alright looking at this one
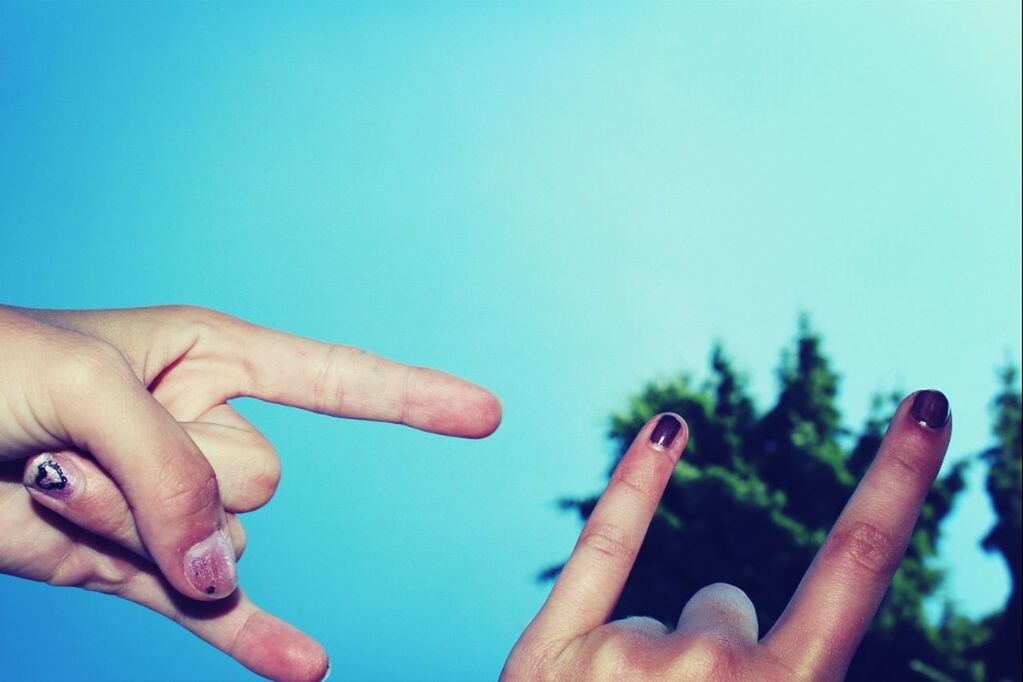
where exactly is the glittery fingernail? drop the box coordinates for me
[24,453,80,502]
[184,528,237,597]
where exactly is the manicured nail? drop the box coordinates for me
[23,453,79,502]
[910,390,950,429]
[184,528,237,597]
[649,414,683,448]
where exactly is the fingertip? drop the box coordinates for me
[410,370,503,439]
[905,389,951,432]
[647,412,688,454]
[465,386,503,439]
[232,611,330,682]
[888,391,953,456]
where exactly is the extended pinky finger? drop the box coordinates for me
[527,414,688,641]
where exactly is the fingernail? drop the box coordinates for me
[184,528,237,597]
[320,661,332,682]
[910,390,950,429]
[24,453,79,502]
[649,414,683,449]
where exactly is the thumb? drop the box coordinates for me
[54,346,238,601]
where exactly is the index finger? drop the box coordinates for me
[222,318,503,439]
[527,413,688,641]
[17,306,502,439]
[762,390,952,679]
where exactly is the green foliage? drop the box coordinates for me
[548,322,1020,681]
[978,366,1022,682]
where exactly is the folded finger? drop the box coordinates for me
[763,390,951,678]
[184,404,282,513]
[56,355,239,601]
[527,414,688,641]
[674,583,758,646]
[22,450,247,560]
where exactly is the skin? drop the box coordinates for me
[503,394,951,681]
[0,304,501,682]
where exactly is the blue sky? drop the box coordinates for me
[1,3,1020,680]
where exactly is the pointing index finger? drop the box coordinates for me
[224,320,502,438]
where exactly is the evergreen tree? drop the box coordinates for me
[978,366,1022,682]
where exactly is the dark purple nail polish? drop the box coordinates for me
[650,414,683,448]
[910,390,950,429]
[24,454,77,502]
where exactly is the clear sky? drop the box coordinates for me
[1,3,1020,680]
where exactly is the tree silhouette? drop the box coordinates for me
[546,321,1020,681]
[977,366,1022,682]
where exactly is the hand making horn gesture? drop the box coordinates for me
[503,391,951,681]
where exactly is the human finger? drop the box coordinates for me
[54,347,239,601]
[21,450,247,560]
[15,515,327,682]
[527,413,688,641]
[674,583,758,646]
[14,305,503,438]
[183,404,282,513]
[216,317,503,438]
[762,390,951,679]
[121,577,329,682]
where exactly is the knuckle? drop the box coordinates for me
[613,460,659,499]
[250,453,282,502]
[48,544,136,594]
[50,339,130,396]
[77,491,135,538]
[590,636,634,678]
[312,344,347,414]
[824,520,901,578]
[502,641,563,682]
[155,465,221,523]
[883,434,939,480]
[673,632,737,680]
[156,305,234,349]
[616,615,671,637]
[756,646,811,682]
[588,627,672,679]
[157,304,223,327]
[231,455,281,512]
[578,522,634,562]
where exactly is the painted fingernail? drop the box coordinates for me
[649,414,683,449]
[24,453,80,502]
[184,528,237,597]
[910,390,950,429]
